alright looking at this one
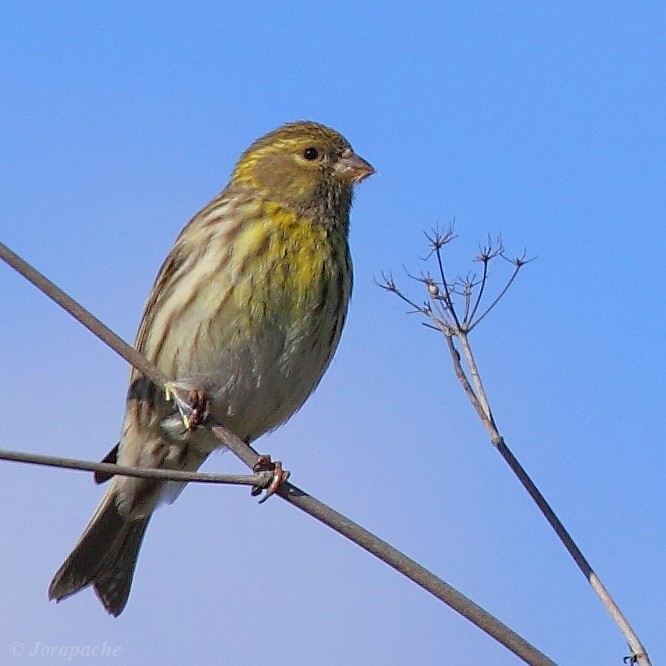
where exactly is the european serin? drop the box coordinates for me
[48,121,374,616]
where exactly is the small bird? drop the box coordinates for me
[48,121,374,616]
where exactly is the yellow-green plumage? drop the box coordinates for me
[48,121,373,616]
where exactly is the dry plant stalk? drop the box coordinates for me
[377,224,650,666]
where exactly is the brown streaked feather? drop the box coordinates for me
[94,443,119,484]
[48,493,150,617]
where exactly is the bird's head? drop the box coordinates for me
[231,121,374,223]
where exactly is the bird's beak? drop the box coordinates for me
[338,150,375,183]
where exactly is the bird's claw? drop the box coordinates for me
[165,383,210,432]
[251,455,290,503]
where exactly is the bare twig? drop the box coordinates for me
[469,254,489,323]
[380,230,651,666]
[0,240,556,666]
[457,332,494,423]
[469,257,525,331]
[429,230,461,329]
[461,274,474,323]
[375,273,428,315]
[455,333,650,666]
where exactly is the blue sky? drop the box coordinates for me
[1,2,665,664]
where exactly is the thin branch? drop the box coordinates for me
[454,333,650,666]
[0,242,167,389]
[469,255,489,323]
[433,237,462,329]
[441,333,486,424]
[0,241,556,666]
[423,228,460,324]
[461,275,473,324]
[468,260,523,331]
[422,224,457,260]
[458,332,494,423]
[375,272,427,314]
[0,448,269,487]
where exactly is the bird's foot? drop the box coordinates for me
[164,382,211,432]
[251,454,290,504]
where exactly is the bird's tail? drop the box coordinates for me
[48,492,150,617]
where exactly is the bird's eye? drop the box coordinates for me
[303,147,319,161]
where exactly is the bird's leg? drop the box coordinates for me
[185,388,210,430]
[164,382,211,432]
[251,454,291,503]
[164,382,289,502]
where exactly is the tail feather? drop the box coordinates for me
[48,493,150,617]
[94,442,119,484]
